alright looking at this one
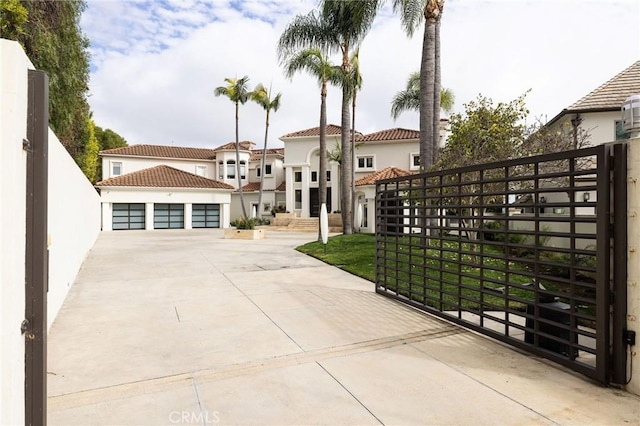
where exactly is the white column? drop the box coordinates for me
[184,203,192,229]
[145,203,154,230]
[331,162,340,213]
[301,165,310,217]
[101,202,112,231]
[626,137,640,396]
[221,203,231,228]
[285,166,293,213]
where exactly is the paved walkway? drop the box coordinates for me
[48,230,640,425]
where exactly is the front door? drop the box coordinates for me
[309,188,331,217]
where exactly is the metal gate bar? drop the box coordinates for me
[375,144,627,384]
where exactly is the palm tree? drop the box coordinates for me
[282,48,341,240]
[391,71,454,164]
[393,0,446,172]
[251,83,282,221]
[349,49,363,230]
[278,0,381,234]
[214,76,251,218]
[391,72,454,118]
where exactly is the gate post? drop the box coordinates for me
[626,136,640,395]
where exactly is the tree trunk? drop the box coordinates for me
[432,17,442,165]
[351,91,357,232]
[341,47,353,234]
[341,83,353,234]
[318,80,328,241]
[235,101,248,218]
[257,110,269,221]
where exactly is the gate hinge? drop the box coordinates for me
[22,138,31,151]
[20,319,30,334]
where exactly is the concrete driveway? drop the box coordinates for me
[48,230,640,425]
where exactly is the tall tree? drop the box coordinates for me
[95,126,128,181]
[393,0,445,172]
[215,76,251,218]
[6,0,92,160]
[250,83,282,220]
[279,0,380,233]
[80,119,100,183]
[281,48,341,239]
[349,49,363,229]
[391,71,454,163]
[391,72,454,118]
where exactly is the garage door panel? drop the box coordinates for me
[112,204,145,230]
[192,204,220,228]
[154,203,184,229]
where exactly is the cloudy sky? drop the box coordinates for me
[81,0,640,149]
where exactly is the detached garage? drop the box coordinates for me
[97,165,234,231]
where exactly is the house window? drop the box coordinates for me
[311,171,318,182]
[112,162,122,176]
[295,190,302,209]
[615,120,630,141]
[356,156,374,170]
[218,162,224,179]
[294,171,302,182]
[196,165,206,177]
[265,164,272,175]
[240,161,246,179]
[410,153,420,170]
[326,171,331,182]
[361,203,368,228]
[227,160,236,179]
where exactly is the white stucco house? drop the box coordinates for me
[540,59,640,211]
[546,59,640,145]
[279,125,424,227]
[96,143,286,230]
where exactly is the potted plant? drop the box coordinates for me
[224,216,266,240]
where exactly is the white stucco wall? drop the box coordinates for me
[354,140,420,178]
[2,40,103,423]
[47,131,101,328]
[102,155,216,180]
[0,39,30,426]
[549,111,625,147]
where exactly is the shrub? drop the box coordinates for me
[270,205,287,216]
[234,216,259,230]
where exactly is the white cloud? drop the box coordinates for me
[82,0,640,149]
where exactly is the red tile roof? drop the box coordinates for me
[355,167,412,186]
[100,144,217,160]
[276,182,286,191]
[568,60,640,111]
[95,165,234,189]
[250,148,284,160]
[359,128,420,142]
[240,182,262,192]
[281,124,346,138]
[214,141,255,151]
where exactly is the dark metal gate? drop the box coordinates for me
[24,69,49,425]
[375,144,627,384]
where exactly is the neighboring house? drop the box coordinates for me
[546,59,640,146]
[97,143,286,230]
[542,59,640,211]
[280,125,424,220]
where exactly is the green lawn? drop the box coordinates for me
[296,233,596,324]
[296,233,377,281]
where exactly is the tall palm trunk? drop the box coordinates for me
[340,48,353,234]
[318,79,328,240]
[235,101,248,217]
[419,17,435,172]
[351,90,357,231]
[432,17,441,165]
[257,110,270,220]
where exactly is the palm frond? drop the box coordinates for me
[392,0,425,37]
